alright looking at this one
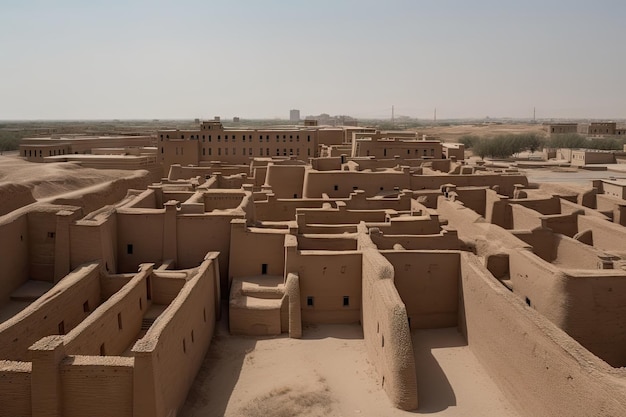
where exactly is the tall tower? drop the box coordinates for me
[289,109,300,123]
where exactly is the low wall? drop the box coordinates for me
[358,227,417,410]
[578,214,626,253]
[0,214,30,303]
[59,356,134,417]
[132,254,219,417]
[382,250,460,329]
[410,173,528,197]
[460,252,626,417]
[370,230,459,251]
[0,262,101,361]
[510,204,543,230]
[0,360,31,417]
[0,183,35,217]
[303,170,411,198]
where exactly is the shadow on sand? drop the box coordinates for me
[413,328,466,414]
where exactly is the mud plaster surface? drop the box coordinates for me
[182,323,519,417]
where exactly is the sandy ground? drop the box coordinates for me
[182,321,520,417]
[417,123,545,142]
[0,155,133,199]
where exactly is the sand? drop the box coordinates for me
[0,155,134,199]
[417,123,545,142]
[182,321,520,417]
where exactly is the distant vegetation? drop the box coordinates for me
[460,132,626,159]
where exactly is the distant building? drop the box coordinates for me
[544,123,578,137]
[289,109,300,123]
[579,122,617,137]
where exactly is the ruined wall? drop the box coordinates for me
[460,252,626,417]
[285,238,362,324]
[367,215,441,235]
[229,220,287,278]
[370,230,459,251]
[254,197,324,221]
[410,174,528,197]
[303,171,411,198]
[484,189,511,228]
[27,210,58,282]
[132,255,218,417]
[454,187,487,215]
[60,356,133,417]
[382,250,459,329]
[298,207,388,224]
[358,229,417,410]
[0,183,35,217]
[0,214,29,303]
[296,235,357,251]
[510,250,626,367]
[70,211,118,273]
[177,214,240,293]
[0,263,101,361]
[63,265,151,356]
[510,204,543,230]
[578,215,626,252]
[264,164,306,198]
[0,361,31,417]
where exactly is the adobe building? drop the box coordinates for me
[6,121,626,416]
[544,122,578,136]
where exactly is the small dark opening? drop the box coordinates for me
[334,185,338,191]
[261,263,268,275]
[203,308,207,323]
[525,297,531,307]
[83,301,90,313]
[183,338,187,353]
[127,244,133,255]
[48,232,55,239]
[58,321,65,335]
[293,194,298,198]
[191,330,195,343]
[100,343,106,356]
[343,296,349,307]
[139,298,143,310]
[117,313,123,330]
[307,296,314,307]
[146,276,152,300]
[382,335,385,347]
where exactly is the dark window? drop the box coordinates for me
[48,232,55,239]
[100,343,106,356]
[117,313,123,330]
[58,321,65,335]
[334,185,338,191]
[307,296,314,306]
[127,244,133,255]
[183,338,187,353]
[343,296,350,306]
[525,297,531,307]
[139,298,143,310]
[262,263,268,275]
[83,301,90,312]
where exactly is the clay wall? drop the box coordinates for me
[484,189,511,227]
[296,235,358,251]
[0,263,101,361]
[60,357,134,417]
[0,183,35,217]
[510,204,543,230]
[132,255,218,417]
[509,249,626,366]
[177,214,240,292]
[578,215,626,252]
[229,220,287,278]
[410,174,528,197]
[254,196,325,221]
[460,252,626,417]
[70,210,118,273]
[63,265,152,356]
[367,215,441,235]
[510,229,555,262]
[310,157,342,171]
[382,250,459,329]
[116,210,165,272]
[285,237,362,324]
[0,214,29,303]
[510,195,561,215]
[167,164,248,181]
[125,189,157,209]
[303,171,411,198]
[370,229,459,250]
[358,228,417,410]
[27,210,59,282]
[297,207,388,225]
[0,361,31,417]
[264,164,306,198]
[453,187,487,215]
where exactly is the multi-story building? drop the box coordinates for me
[289,109,300,123]
[157,119,344,170]
[579,122,617,136]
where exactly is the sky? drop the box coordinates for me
[0,0,625,120]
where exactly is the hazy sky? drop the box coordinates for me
[1,0,625,120]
